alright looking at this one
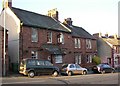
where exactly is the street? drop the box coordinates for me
[1,73,119,85]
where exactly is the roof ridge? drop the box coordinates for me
[11,7,50,18]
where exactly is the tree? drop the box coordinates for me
[92,56,101,65]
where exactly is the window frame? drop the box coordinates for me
[47,32,52,43]
[86,55,92,63]
[75,53,81,64]
[74,38,81,48]
[86,39,92,49]
[55,55,63,63]
[31,51,38,59]
[58,33,64,44]
[31,28,38,42]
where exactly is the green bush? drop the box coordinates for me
[92,56,101,65]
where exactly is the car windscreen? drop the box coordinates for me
[27,60,36,66]
[62,64,68,69]
[20,60,25,67]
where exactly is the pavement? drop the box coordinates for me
[2,70,95,78]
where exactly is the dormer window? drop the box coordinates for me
[57,33,64,44]
[47,32,52,43]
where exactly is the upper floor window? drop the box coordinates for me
[57,33,64,44]
[31,51,38,59]
[86,39,92,49]
[74,38,81,48]
[47,32,52,43]
[31,28,38,42]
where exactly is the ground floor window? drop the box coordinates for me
[75,53,81,64]
[86,55,92,63]
[31,51,38,59]
[55,55,63,63]
[107,58,111,64]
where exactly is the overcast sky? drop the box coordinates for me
[0,0,119,35]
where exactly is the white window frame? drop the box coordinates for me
[47,32,52,43]
[86,55,92,63]
[78,39,81,48]
[58,33,64,44]
[55,55,63,63]
[31,28,38,42]
[75,54,81,64]
[74,38,81,48]
[86,39,92,49]
[75,38,78,48]
[31,51,38,59]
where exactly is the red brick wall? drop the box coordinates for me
[19,26,97,68]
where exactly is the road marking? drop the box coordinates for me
[2,80,45,84]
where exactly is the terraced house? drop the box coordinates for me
[0,1,97,74]
[63,18,97,68]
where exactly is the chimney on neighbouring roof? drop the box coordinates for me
[114,34,118,39]
[8,0,12,7]
[48,8,59,20]
[93,32,102,39]
[2,0,12,9]
[63,18,73,26]
[105,33,108,37]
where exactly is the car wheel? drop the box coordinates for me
[28,71,35,78]
[68,71,72,76]
[101,70,105,74]
[52,71,59,77]
[82,70,87,75]
[111,70,115,73]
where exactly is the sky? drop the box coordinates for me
[0,0,119,35]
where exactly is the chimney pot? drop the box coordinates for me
[2,0,12,9]
[8,0,12,7]
[63,18,73,26]
[48,8,59,20]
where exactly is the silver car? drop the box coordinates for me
[61,64,88,76]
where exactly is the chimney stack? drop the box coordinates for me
[2,0,12,9]
[48,8,59,20]
[63,18,73,26]
[8,0,12,7]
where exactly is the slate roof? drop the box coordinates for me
[64,24,96,39]
[103,38,120,46]
[10,7,71,33]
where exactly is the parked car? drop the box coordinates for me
[61,64,88,76]
[19,58,59,78]
[92,63,115,74]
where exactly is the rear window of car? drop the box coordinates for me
[103,64,111,68]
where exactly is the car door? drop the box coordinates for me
[75,64,83,74]
[103,64,112,73]
[36,60,45,74]
[69,64,77,74]
[43,61,54,74]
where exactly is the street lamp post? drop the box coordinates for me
[3,0,6,76]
